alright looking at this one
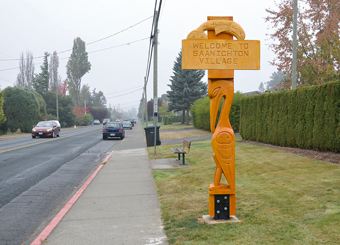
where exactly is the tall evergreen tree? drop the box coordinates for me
[167,50,207,125]
[266,70,284,91]
[66,37,91,105]
[33,52,50,95]
[258,82,265,93]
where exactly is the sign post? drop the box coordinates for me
[182,16,260,220]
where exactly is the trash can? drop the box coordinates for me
[144,126,161,147]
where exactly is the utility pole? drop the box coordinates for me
[56,85,59,121]
[292,0,298,89]
[153,10,159,155]
[142,92,145,125]
[144,77,148,127]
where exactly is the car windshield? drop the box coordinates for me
[36,122,52,127]
[107,123,120,128]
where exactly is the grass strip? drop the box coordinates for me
[142,122,195,131]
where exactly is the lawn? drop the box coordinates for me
[159,129,211,141]
[147,138,340,244]
[142,121,195,131]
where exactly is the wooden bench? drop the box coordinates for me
[171,139,191,165]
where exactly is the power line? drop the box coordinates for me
[0,37,150,72]
[144,1,158,86]
[105,86,142,96]
[0,16,153,62]
[118,100,141,106]
[87,37,149,54]
[86,16,152,46]
[0,75,15,84]
[106,88,143,99]
[111,100,141,110]
[0,67,19,72]
[144,0,163,86]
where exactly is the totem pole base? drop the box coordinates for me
[209,184,236,220]
[202,215,240,224]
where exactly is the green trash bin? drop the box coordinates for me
[144,126,161,147]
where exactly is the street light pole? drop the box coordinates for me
[292,0,298,89]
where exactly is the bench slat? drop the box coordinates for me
[183,139,191,148]
[171,148,186,154]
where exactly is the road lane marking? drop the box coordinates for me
[0,128,100,154]
[30,150,115,245]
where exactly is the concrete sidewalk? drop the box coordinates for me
[43,124,168,245]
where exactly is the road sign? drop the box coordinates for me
[182,39,260,70]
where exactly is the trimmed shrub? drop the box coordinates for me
[172,114,183,123]
[164,117,173,125]
[240,80,340,152]
[191,96,210,131]
[31,90,47,121]
[1,87,40,133]
[191,92,244,133]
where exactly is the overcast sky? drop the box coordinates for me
[0,0,279,113]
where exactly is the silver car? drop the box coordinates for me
[122,120,132,129]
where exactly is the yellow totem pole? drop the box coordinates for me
[182,16,260,220]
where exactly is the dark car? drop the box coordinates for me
[32,120,60,138]
[103,122,125,140]
[103,118,110,125]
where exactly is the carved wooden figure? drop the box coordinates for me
[182,16,260,219]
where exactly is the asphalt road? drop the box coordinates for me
[0,125,125,245]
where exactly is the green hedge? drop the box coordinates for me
[164,117,173,125]
[240,81,340,152]
[191,92,244,132]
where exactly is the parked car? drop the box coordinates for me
[126,119,134,127]
[32,120,60,138]
[122,120,132,129]
[103,118,110,125]
[93,119,100,125]
[103,122,125,140]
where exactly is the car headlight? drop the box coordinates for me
[46,129,51,132]
[32,128,36,132]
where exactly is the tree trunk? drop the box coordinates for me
[186,108,190,125]
[181,110,185,124]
